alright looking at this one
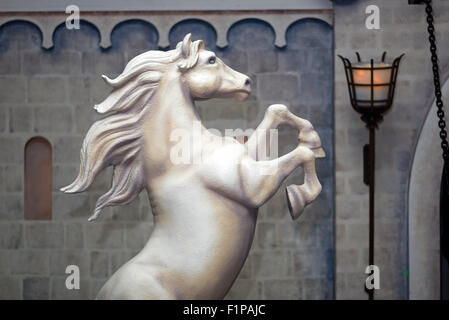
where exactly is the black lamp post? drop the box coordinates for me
[338,52,404,300]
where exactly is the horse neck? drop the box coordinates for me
[141,74,205,177]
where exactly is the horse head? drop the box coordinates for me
[177,33,251,101]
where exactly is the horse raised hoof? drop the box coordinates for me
[309,146,326,158]
[298,129,326,158]
[285,182,322,220]
[285,185,306,220]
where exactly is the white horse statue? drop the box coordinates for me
[62,34,325,299]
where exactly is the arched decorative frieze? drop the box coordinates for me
[0,11,333,50]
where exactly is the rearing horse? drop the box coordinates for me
[62,34,325,299]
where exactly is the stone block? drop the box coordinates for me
[263,279,302,300]
[336,195,363,220]
[53,193,91,221]
[85,222,124,249]
[258,74,299,101]
[238,255,252,280]
[303,189,333,220]
[278,50,309,72]
[347,174,369,195]
[299,72,332,105]
[68,77,90,104]
[0,137,23,163]
[9,106,32,132]
[82,51,125,76]
[248,51,278,73]
[224,279,262,300]
[88,75,111,104]
[0,276,21,299]
[336,223,345,243]
[53,136,83,164]
[140,196,153,222]
[0,250,10,274]
[277,220,317,249]
[34,106,72,133]
[335,248,359,271]
[217,50,248,73]
[90,251,109,278]
[65,223,84,249]
[0,52,21,74]
[52,165,78,192]
[293,249,333,278]
[28,77,66,103]
[3,165,23,192]
[86,166,113,192]
[0,222,23,249]
[255,222,277,249]
[23,277,50,300]
[252,250,291,278]
[26,222,64,249]
[0,167,3,193]
[124,222,152,249]
[0,76,25,103]
[74,104,97,134]
[50,276,90,300]
[49,250,88,276]
[345,223,368,245]
[23,51,82,75]
[110,251,136,274]
[11,250,49,275]
[342,272,367,300]
[196,99,254,125]
[89,279,107,299]
[258,189,288,221]
[0,106,7,132]
[2,194,23,220]
[303,278,330,299]
[111,200,141,221]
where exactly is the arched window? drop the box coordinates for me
[24,137,52,220]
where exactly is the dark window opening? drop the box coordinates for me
[24,137,52,220]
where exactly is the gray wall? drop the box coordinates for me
[0,18,334,299]
[334,0,449,299]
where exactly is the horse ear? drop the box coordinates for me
[181,33,192,58]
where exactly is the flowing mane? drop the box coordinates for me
[61,34,205,221]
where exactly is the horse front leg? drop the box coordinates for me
[285,158,322,219]
[246,104,325,159]
[245,104,324,219]
[239,145,321,220]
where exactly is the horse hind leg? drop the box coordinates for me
[285,158,322,220]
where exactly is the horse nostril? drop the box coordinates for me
[244,78,251,87]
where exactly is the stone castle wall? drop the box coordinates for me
[0,18,334,299]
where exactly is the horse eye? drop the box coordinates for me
[208,56,216,64]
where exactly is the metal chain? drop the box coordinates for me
[424,0,449,165]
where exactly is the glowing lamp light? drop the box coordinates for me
[338,52,404,128]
